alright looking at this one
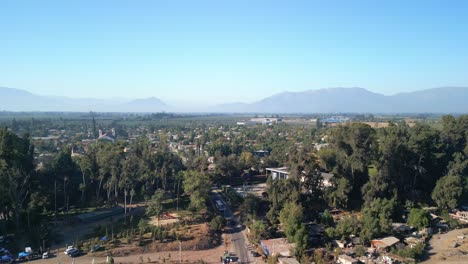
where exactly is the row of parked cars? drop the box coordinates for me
[0,243,104,263]
[0,247,51,263]
[64,244,103,258]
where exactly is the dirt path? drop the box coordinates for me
[423,228,468,264]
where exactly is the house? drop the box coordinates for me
[455,211,468,222]
[252,150,269,157]
[208,164,217,172]
[371,236,399,249]
[350,236,361,246]
[457,211,468,222]
[260,238,295,257]
[98,133,115,143]
[430,213,442,223]
[267,167,334,187]
[404,236,425,247]
[313,143,329,151]
[392,223,413,234]
[71,145,86,157]
[266,167,290,180]
[321,172,334,187]
[207,156,215,164]
[333,240,346,249]
[337,254,358,264]
[97,129,116,143]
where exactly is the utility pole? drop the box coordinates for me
[179,240,182,264]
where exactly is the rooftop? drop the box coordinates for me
[265,167,290,174]
[371,236,399,248]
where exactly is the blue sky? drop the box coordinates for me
[1,0,468,104]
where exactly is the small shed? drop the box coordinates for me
[333,240,346,249]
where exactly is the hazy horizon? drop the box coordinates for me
[2,1,468,104]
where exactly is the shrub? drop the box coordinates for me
[392,243,425,260]
[209,216,226,232]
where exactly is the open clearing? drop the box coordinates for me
[149,212,180,227]
[423,228,468,264]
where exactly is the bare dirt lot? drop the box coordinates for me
[149,212,180,227]
[34,233,230,264]
[423,228,468,264]
[33,246,227,264]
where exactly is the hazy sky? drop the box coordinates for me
[1,0,468,104]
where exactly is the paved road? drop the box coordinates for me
[212,189,250,263]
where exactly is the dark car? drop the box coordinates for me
[0,255,13,264]
[89,244,104,252]
[69,249,83,258]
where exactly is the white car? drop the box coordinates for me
[64,246,76,255]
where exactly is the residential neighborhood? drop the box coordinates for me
[1,112,468,264]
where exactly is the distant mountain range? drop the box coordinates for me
[2,86,468,113]
[0,87,167,112]
[214,87,468,113]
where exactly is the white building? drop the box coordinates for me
[266,166,334,187]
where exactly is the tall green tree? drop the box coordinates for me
[432,175,463,209]
[266,177,300,223]
[360,197,396,244]
[326,177,351,209]
[279,201,304,242]
[407,208,430,231]
[183,170,211,217]
[329,123,376,202]
[0,128,35,232]
[147,189,165,225]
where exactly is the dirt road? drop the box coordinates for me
[423,228,468,264]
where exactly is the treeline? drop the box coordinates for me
[0,130,186,244]
[242,116,468,259]
[262,116,468,220]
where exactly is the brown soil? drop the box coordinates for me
[106,223,221,257]
[423,228,468,264]
[149,213,180,227]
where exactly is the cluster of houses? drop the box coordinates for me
[244,166,468,264]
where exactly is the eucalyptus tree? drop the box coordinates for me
[0,128,35,231]
[329,123,377,202]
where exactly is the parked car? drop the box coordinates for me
[0,254,13,264]
[89,244,104,252]
[68,249,83,258]
[65,246,76,255]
